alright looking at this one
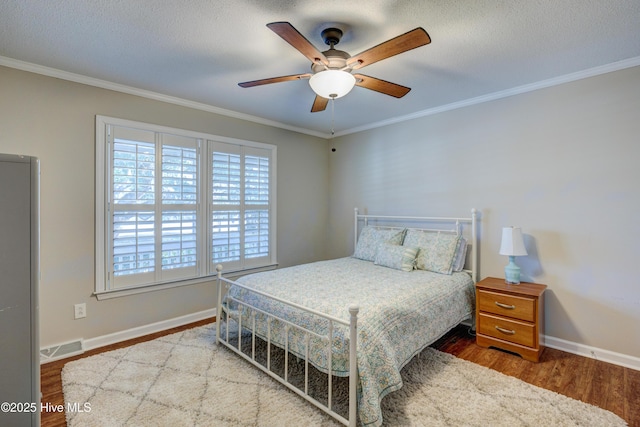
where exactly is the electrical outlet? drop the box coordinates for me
[74,303,86,319]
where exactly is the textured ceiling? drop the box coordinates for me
[1,0,639,137]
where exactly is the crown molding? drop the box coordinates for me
[0,56,328,139]
[3,55,639,140]
[335,56,640,137]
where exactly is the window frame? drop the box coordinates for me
[95,116,277,300]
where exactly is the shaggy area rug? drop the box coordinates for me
[62,324,626,426]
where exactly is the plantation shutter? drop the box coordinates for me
[244,148,271,263]
[159,134,199,282]
[209,142,272,272]
[109,127,200,289]
[211,143,242,271]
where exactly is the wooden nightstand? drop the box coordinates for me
[475,277,547,362]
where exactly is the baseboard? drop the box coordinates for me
[544,334,640,371]
[40,308,216,364]
[83,308,216,352]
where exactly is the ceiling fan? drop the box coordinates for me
[238,22,431,112]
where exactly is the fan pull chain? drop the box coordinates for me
[330,97,337,152]
[330,96,336,137]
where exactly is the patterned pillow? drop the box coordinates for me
[374,243,418,271]
[353,226,406,262]
[403,229,460,274]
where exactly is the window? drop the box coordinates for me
[95,116,276,298]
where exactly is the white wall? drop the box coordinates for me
[0,66,330,349]
[328,66,640,360]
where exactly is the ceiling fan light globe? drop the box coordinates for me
[309,70,356,99]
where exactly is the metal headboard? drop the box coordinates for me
[354,208,479,283]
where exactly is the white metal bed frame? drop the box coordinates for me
[216,208,478,427]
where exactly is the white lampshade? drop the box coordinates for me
[309,70,356,99]
[499,227,528,256]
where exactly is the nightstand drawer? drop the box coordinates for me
[477,289,535,322]
[477,312,535,348]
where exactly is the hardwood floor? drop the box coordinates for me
[41,320,639,427]
[433,325,640,427]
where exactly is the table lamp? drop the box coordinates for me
[499,227,527,284]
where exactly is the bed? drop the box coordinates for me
[216,208,478,427]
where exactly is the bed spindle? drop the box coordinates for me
[284,325,290,383]
[215,265,223,344]
[348,305,359,427]
[305,333,310,395]
[354,207,359,253]
[225,300,230,344]
[238,303,243,351]
[471,208,478,283]
[251,311,256,360]
[327,320,333,411]
[267,317,272,371]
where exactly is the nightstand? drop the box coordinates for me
[475,277,546,362]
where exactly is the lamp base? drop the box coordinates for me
[504,256,521,284]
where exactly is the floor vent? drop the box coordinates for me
[40,340,84,364]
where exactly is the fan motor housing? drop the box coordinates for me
[311,48,351,73]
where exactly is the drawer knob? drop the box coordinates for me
[495,301,516,310]
[495,326,516,335]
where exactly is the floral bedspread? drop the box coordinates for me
[225,257,475,427]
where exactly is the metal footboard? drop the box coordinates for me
[216,266,359,427]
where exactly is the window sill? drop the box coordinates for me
[94,264,278,300]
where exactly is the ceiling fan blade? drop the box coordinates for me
[353,74,411,98]
[311,95,329,112]
[349,28,431,70]
[267,22,329,66]
[238,73,311,88]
